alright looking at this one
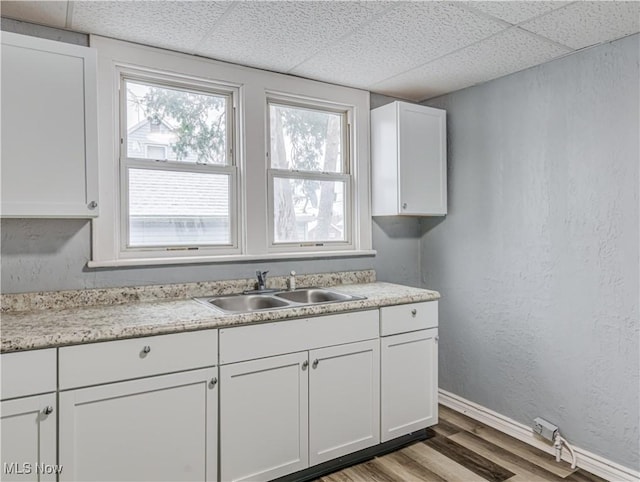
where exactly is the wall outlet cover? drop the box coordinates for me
[533,417,558,441]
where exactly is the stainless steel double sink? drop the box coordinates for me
[194,288,365,314]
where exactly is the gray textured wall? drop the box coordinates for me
[0,18,423,292]
[1,216,421,292]
[423,34,639,470]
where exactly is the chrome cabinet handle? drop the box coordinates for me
[43,406,54,415]
[209,377,218,388]
[142,345,151,354]
[88,201,98,210]
[411,309,417,317]
[302,360,308,370]
[312,359,319,369]
[402,202,408,209]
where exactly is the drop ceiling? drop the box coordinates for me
[1,1,639,101]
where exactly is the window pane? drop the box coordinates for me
[128,168,231,247]
[125,80,228,165]
[146,145,167,159]
[269,104,343,173]
[273,177,345,243]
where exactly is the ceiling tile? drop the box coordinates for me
[0,1,68,28]
[459,1,570,25]
[195,1,392,72]
[2,0,637,101]
[290,1,506,89]
[521,1,640,49]
[71,1,231,52]
[371,28,572,101]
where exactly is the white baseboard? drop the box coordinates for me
[439,389,640,482]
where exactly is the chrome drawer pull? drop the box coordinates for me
[43,406,54,415]
[411,309,417,317]
[142,345,151,354]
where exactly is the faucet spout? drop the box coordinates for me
[256,270,269,291]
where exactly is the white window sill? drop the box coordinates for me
[87,249,377,268]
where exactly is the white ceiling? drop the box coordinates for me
[2,1,639,101]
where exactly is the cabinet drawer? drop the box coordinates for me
[380,301,438,336]
[59,330,218,390]
[1,348,56,400]
[220,310,379,365]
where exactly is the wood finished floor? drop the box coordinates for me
[316,405,609,482]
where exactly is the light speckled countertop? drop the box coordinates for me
[1,282,439,353]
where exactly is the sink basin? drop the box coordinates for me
[195,294,292,314]
[194,288,365,314]
[274,288,355,304]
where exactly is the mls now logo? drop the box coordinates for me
[4,463,63,475]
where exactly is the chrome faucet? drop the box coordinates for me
[256,270,269,291]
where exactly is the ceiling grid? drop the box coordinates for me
[1,0,638,101]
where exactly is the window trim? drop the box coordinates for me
[89,36,373,267]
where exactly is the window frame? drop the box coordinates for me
[89,36,373,267]
[117,67,241,259]
[266,95,354,253]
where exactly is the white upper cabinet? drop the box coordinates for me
[1,32,98,218]
[371,101,447,216]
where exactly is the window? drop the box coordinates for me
[268,98,352,250]
[90,37,372,267]
[145,145,167,159]
[120,72,238,254]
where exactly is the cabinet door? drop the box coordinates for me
[381,329,438,442]
[220,352,308,482]
[1,394,57,482]
[309,339,380,466]
[1,31,98,218]
[59,368,218,482]
[397,103,446,215]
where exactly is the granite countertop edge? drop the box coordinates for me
[1,282,440,353]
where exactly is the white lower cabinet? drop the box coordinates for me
[2,302,439,482]
[309,340,380,465]
[0,393,57,481]
[220,352,309,482]
[381,328,438,442]
[59,368,218,482]
[220,341,380,481]
[1,349,57,482]
[218,311,381,482]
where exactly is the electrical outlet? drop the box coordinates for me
[533,417,558,441]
